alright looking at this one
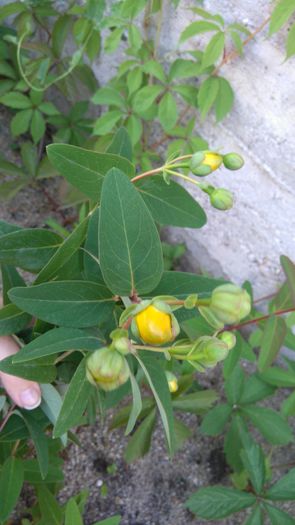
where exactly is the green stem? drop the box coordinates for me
[165,169,202,188]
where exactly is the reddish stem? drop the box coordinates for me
[222,307,295,332]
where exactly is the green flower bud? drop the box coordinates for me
[189,336,229,367]
[190,151,223,176]
[210,188,233,210]
[218,331,236,350]
[86,347,129,391]
[223,153,244,170]
[210,284,251,325]
[165,371,178,393]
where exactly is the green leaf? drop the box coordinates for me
[93,110,122,135]
[258,316,287,372]
[266,468,295,500]
[0,355,56,382]
[239,374,274,405]
[142,60,166,82]
[0,91,31,109]
[9,281,114,328]
[135,354,175,454]
[0,229,61,273]
[124,408,157,463]
[92,87,125,108]
[127,67,143,96]
[47,144,135,201]
[1,263,25,305]
[0,414,29,443]
[14,327,102,363]
[286,22,295,57]
[93,517,121,525]
[179,20,220,43]
[132,85,163,114]
[136,178,207,228]
[0,303,31,336]
[259,366,295,387]
[240,440,265,494]
[224,415,248,471]
[24,459,64,485]
[244,505,263,525]
[281,390,295,417]
[158,92,178,131]
[150,270,224,297]
[225,364,245,404]
[34,216,89,284]
[21,411,49,479]
[202,31,225,69]
[86,28,101,61]
[185,486,256,519]
[168,59,198,80]
[265,504,295,525]
[39,101,59,116]
[269,0,295,35]
[107,127,132,161]
[30,110,46,143]
[200,403,232,435]
[128,24,142,50]
[215,77,234,121]
[99,168,163,295]
[40,384,65,443]
[11,108,32,137]
[174,417,192,451]
[125,372,142,435]
[198,77,219,120]
[0,456,24,522]
[52,14,71,57]
[241,405,293,445]
[172,389,218,414]
[125,114,142,145]
[37,485,63,525]
[281,255,295,304]
[53,358,93,437]
[65,498,83,525]
[21,141,38,177]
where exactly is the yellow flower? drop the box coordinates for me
[135,304,175,345]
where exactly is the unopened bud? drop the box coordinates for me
[165,371,178,393]
[190,151,223,176]
[132,302,179,346]
[218,331,236,350]
[86,347,129,391]
[210,188,233,210]
[189,336,229,367]
[210,284,251,325]
[223,153,244,171]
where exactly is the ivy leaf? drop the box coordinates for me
[179,20,220,43]
[202,31,225,69]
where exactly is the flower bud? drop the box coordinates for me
[218,331,236,350]
[210,284,251,325]
[223,153,244,171]
[86,347,129,391]
[133,302,179,346]
[190,151,223,176]
[210,188,233,210]
[189,336,229,367]
[165,371,178,393]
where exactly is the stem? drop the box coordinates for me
[54,350,74,364]
[222,307,295,332]
[165,169,202,188]
[130,166,164,183]
[0,403,16,434]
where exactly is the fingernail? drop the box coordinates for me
[20,387,41,410]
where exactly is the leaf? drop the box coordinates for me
[107,127,132,161]
[281,390,295,417]
[258,316,287,372]
[259,366,295,387]
[172,390,218,413]
[269,0,295,35]
[224,415,248,471]
[53,358,93,437]
[34,216,89,284]
[185,486,256,519]
[200,403,232,436]
[24,459,64,485]
[239,374,274,405]
[0,354,56,382]
[125,114,142,145]
[198,77,219,120]
[127,67,143,96]
[9,281,114,328]
[99,168,163,295]
[40,384,65,441]
[202,31,225,69]
[135,354,175,454]
[65,498,83,525]
[286,22,295,57]
[179,20,220,43]
[0,303,31,336]
[241,405,293,445]
[215,77,234,121]
[266,468,295,500]
[14,327,102,362]
[92,87,125,108]
[244,505,263,525]
[30,110,46,143]
[11,108,32,136]
[93,517,121,525]
[240,439,265,494]
[265,504,295,525]
[0,91,32,109]
[1,263,25,304]
[124,408,157,463]
[0,457,24,522]
[21,411,49,479]
[136,178,207,228]
[93,110,122,135]
[83,208,103,282]
[168,59,198,80]
[225,364,245,404]
[39,102,59,116]
[0,229,61,272]
[142,60,166,82]
[125,372,142,435]
[37,485,63,525]
[174,417,192,451]
[0,414,29,443]
[132,85,163,114]
[47,144,135,201]
[281,255,295,304]
[158,92,178,131]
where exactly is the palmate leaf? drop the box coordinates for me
[185,486,256,520]
[99,168,163,296]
